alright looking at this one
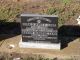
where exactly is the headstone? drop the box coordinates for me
[19,14,60,49]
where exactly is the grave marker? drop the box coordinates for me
[19,14,60,49]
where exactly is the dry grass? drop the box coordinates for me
[0,52,79,60]
[0,0,80,26]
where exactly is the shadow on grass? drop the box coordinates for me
[0,20,80,49]
[58,25,80,49]
[0,20,21,42]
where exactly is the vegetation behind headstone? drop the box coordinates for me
[0,0,80,26]
[0,1,22,22]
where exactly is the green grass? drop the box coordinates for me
[61,0,72,4]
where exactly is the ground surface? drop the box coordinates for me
[0,35,80,59]
[0,0,80,60]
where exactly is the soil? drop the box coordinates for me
[0,35,80,59]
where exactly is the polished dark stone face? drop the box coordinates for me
[21,14,59,43]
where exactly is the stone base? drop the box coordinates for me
[19,40,61,50]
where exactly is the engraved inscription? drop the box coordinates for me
[22,23,57,40]
[21,15,58,43]
[22,23,57,27]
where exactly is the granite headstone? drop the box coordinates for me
[19,14,60,49]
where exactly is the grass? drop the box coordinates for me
[0,1,22,22]
[0,52,57,60]
[0,0,80,26]
[0,52,76,60]
[61,0,72,5]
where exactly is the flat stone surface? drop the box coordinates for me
[19,39,60,49]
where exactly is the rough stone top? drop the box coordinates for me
[21,14,58,17]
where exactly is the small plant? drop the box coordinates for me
[61,0,71,5]
[46,8,57,15]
